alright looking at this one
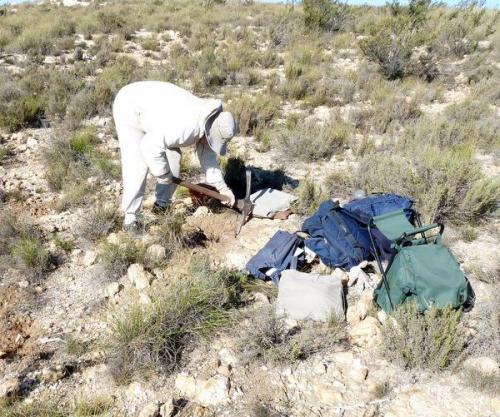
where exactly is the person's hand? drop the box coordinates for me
[157,172,173,185]
[218,186,235,207]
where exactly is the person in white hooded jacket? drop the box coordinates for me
[113,81,237,233]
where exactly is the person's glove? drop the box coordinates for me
[157,172,173,185]
[218,186,235,207]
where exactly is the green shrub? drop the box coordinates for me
[43,128,116,202]
[0,209,51,279]
[460,178,500,223]
[74,398,112,417]
[360,1,437,81]
[239,307,346,365]
[381,302,466,370]
[402,100,499,150]
[106,261,246,383]
[228,94,280,136]
[324,170,355,200]
[11,236,51,279]
[65,334,92,356]
[275,118,349,161]
[139,37,160,51]
[0,81,44,133]
[45,69,84,120]
[0,401,68,417]
[295,177,327,215]
[371,92,422,133]
[303,0,350,32]
[77,205,117,242]
[99,237,146,280]
[154,209,187,258]
[437,0,486,57]
[356,146,492,222]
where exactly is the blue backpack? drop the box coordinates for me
[302,200,372,270]
[344,193,414,224]
[245,230,305,285]
[344,194,414,262]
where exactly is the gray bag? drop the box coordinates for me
[276,270,345,321]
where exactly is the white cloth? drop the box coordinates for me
[113,82,228,223]
[276,270,345,322]
[250,188,297,218]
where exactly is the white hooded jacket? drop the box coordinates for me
[113,81,225,186]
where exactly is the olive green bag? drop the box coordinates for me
[369,210,474,313]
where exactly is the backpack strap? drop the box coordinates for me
[329,208,364,262]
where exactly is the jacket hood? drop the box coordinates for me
[199,99,223,136]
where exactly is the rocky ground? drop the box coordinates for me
[0,1,499,416]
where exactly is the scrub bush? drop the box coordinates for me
[0,209,51,280]
[381,302,466,370]
[43,128,117,201]
[276,118,349,161]
[437,0,486,57]
[371,91,422,133]
[11,236,51,278]
[73,398,113,417]
[106,260,246,383]
[0,401,68,417]
[77,205,117,242]
[239,307,346,365]
[303,0,350,32]
[402,100,499,150]
[228,94,280,136]
[359,0,437,80]
[0,80,44,133]
[356,146,496,223]
[295,177,327,215]
[99,237,146,280]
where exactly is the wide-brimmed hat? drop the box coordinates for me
[205,111,237,156]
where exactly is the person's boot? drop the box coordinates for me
[123,221,142,237]
[152,201,169,215]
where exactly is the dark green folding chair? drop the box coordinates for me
[369,209,474,313]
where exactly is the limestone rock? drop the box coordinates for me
[194,375,230,407]
[193,206,211,218]
[477,40,491,50]
[218,348,238,368]
[138,402,160,417]
[83,250,97,266]
[348,365,369,382]
[313,382,343,405]
[106,282,123,298]
[140,293,152,305]
[159,400,175,417]
[146,244,166,262]
[349,317,381,348]
[377,310,388,324]
[0,378,20,399]
[491,398,500,413]
[175,373,197,398]
[252,292,270,306]
[331,351,355,365]
[128,264,153,290]
[463,356,499,375]
[107,233,120,245]
[41,365,67,383]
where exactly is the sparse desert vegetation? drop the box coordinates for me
[0,0,498,416]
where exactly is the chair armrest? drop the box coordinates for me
[395,223,444,246]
